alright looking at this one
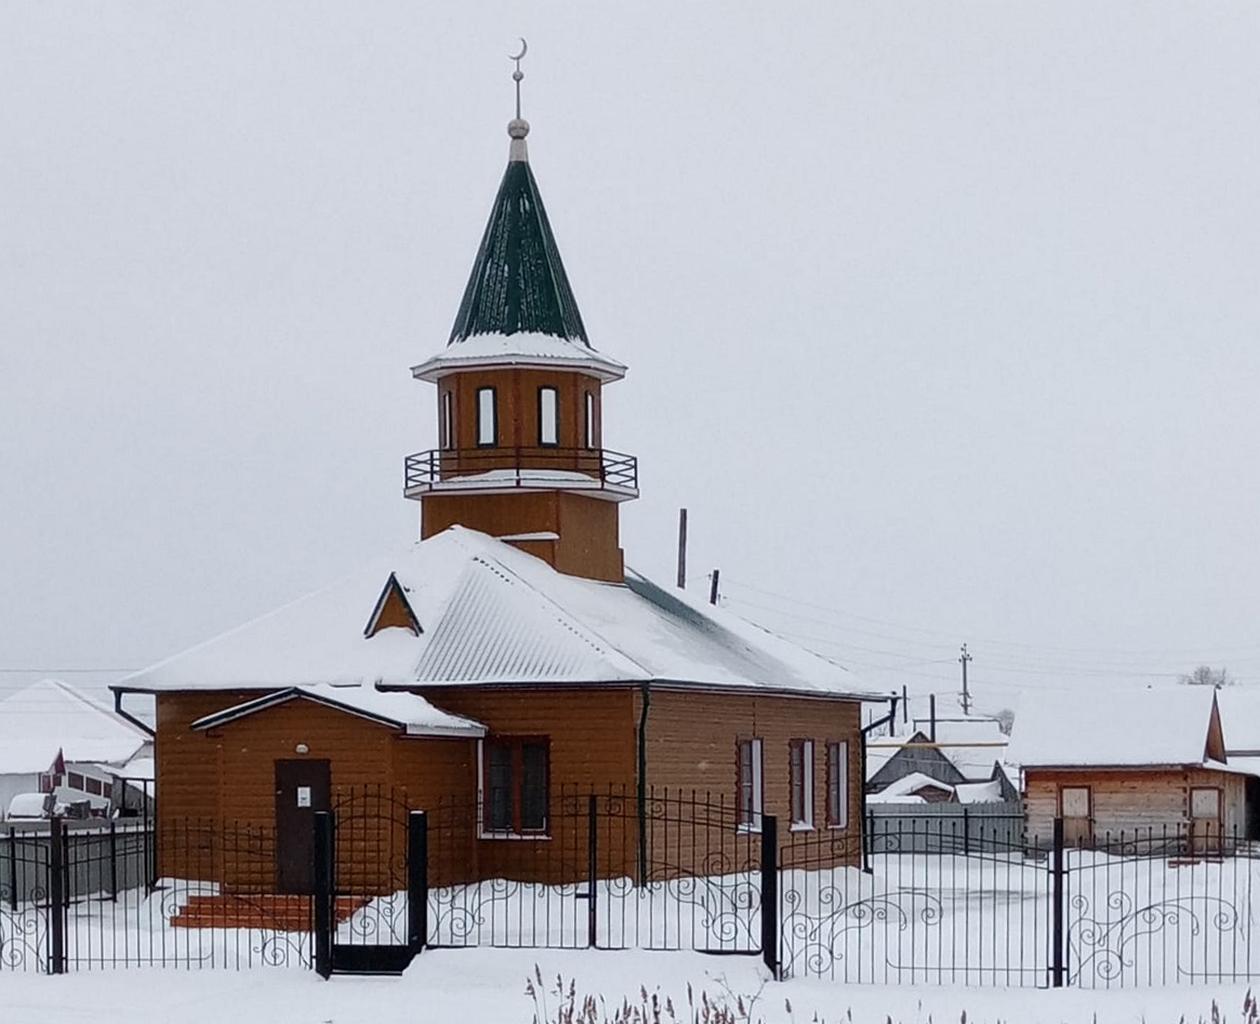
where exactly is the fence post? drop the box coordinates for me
[962,807,971,857]
[109,822,118,901]
[586,795,598,949]
[760,814,779,980]
[1051,816,1066,988]
[408,811,428,954]
[7,826,16,911]
[863,809,875,873]
[47,817,66,975]
[313,811,333,979]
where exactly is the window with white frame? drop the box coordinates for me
[584,392,596,449]
[538,387,559,446]
[737,737,763,831]
[789,739,814,829]
[826,741,848,828]
[440,391,454,450]
[476,387,497,447]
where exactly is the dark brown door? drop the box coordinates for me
[274,759,330,894]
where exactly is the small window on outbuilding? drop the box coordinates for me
[538,387,559,446]
[476,387,497,447]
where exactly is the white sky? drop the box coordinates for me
[3,3,1260,720]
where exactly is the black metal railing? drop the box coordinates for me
[9,801,1260,988]
[403,447,638,496]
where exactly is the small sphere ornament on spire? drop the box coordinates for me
[507,37,530,159]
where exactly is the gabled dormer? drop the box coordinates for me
[404,63,636,583]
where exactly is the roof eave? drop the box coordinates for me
[411,351,627,384]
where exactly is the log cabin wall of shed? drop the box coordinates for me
[638,690,865,869]
[1024,768,1248,846]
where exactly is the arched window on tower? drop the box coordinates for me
[538,387,558,447]
[476,387,498,447]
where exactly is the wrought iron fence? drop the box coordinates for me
[403,446,638,495]
[9,795,1260,990]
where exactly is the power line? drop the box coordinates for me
[721,576,1260,659]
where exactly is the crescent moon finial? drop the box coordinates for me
[508,37,528,126]
[509,37,527,62]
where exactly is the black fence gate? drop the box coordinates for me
[313,787,427,977]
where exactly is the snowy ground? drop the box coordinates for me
[1,949,1255,1024]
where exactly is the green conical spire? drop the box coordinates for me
[447,122,589,346]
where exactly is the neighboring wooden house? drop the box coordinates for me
[1011,688,1250,850]
[113,106,884,893]
[0,679,152,819]
[866,718,1017,802]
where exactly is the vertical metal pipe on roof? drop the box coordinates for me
[676,509,688,589]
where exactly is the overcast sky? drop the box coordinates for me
[3,2,1260,719]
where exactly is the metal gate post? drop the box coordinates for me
[47,817,66,975]
[586,795,598,949]
[408,811,428,954]
[313,811,333,979]
[760,814,779,980]
[1051,816,1066,988]
[7,826,16,911]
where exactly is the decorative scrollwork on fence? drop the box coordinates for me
[1067,892,1242,984]
[645,873,760,950]
[0,902,49,972]
[779,886,944,979]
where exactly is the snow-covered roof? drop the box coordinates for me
[191,684,485,737]
[0,679,151,776]
[1008,687,1219,769]
[877,772,953,799]
[117,527,879,700]
[954,780,1007,805]
[412,332,627,384]
[865,718,1008,783]
[1213,689,1260,754]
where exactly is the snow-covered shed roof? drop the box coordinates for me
[191,685,485,738]
[117,527,880,701]
[954,780,1007,805]
[1008,687,1221,769]
[1213,689,1260,755]
[0,679,151,776]
[877,772,953,800]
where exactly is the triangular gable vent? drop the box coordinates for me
[364,572,422,639]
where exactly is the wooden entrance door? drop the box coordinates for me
[274,759,330,893]
[1060,785,1093,847]
[1190,786,1223,855]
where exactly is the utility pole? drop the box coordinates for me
[676,509,688,589]
[709,568,720,606]
[959,643,973,716]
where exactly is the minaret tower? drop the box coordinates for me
[406,44,637,583]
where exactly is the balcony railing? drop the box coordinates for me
[403,447,638,499]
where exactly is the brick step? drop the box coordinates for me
[171,894,369,930]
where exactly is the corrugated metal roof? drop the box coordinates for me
[413,556,644,683]
[118,528,883,701]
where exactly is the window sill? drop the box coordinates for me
[736,823,762,835]
[789,822,814,833]
[827,824,850,832]
[478,831,552,842]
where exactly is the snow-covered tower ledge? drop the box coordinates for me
[405,49,637,583]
